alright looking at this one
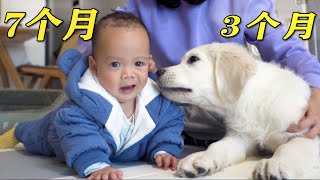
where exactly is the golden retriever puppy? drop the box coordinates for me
[156,42,319,179]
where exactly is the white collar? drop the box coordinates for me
[78,69,160,153]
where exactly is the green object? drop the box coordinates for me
[0,90,68,135]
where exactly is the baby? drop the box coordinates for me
[0,11,184,180]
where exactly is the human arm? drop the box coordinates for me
[146,102,184,165]
[54,106,114,177]
[244,0,320,136]
[244,0,320,89]
[287,87,320,138]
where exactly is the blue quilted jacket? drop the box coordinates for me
[15,49,184,177]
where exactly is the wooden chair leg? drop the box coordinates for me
[0,59,9,88]
[39,75,51,89]
[60,78,66,89]
[0,41,24,89]
[27,76,38,89]
[46,77,53,89]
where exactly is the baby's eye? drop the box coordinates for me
[111,62,120,68]
[135,61,145,67]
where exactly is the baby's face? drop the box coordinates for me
[90,27,150,104]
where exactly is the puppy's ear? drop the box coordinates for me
[211,44,256,104]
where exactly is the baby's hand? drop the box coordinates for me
[87,166,123,180]
[155,153,179,171]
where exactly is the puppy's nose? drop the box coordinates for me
[156,69,166,78]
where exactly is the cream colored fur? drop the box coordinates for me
[157,42,320,179]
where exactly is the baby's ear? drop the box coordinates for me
[148,54,157,72]
[88,56,98,77]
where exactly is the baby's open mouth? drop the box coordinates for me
[120,85,136,93]
[121,85,135,89]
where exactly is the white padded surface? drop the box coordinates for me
[0,144,319,179]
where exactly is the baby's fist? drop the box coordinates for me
[87,166,123,180]
[155,153,179,171]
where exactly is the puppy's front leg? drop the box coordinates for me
[253,137,319,180]
[177,134,255,177]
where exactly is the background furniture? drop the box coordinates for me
[0,89,67,135]
[46,0,126,65]
[16,30,81,89]
[0,26,38,89]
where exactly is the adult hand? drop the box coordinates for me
[287,87,320,138]
[87,166,123,180]
[155,153,179,171]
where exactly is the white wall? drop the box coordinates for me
[79,0,127,20]
[1,0,46,66]
[274,0,308,49]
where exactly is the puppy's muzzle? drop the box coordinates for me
[156,69,166,78]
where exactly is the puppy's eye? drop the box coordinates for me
[188,56,200,64]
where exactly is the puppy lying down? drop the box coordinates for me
[156,42,319,179]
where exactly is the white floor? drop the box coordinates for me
[0,144,319,179]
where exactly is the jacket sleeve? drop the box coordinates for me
[244,0,320,88]
[146,102,185,163]
[54,106,114,177]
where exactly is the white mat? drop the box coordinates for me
[0,144,319,179]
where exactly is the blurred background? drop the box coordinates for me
[0,0,319,89]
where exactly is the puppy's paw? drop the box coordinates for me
[252,158,301,180]
[177,152,202,178]
[193,153,225,175]
[177,151,225,178]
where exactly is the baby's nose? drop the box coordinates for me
[122,67,134,79]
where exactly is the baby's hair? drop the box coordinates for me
[91,10,149,57]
